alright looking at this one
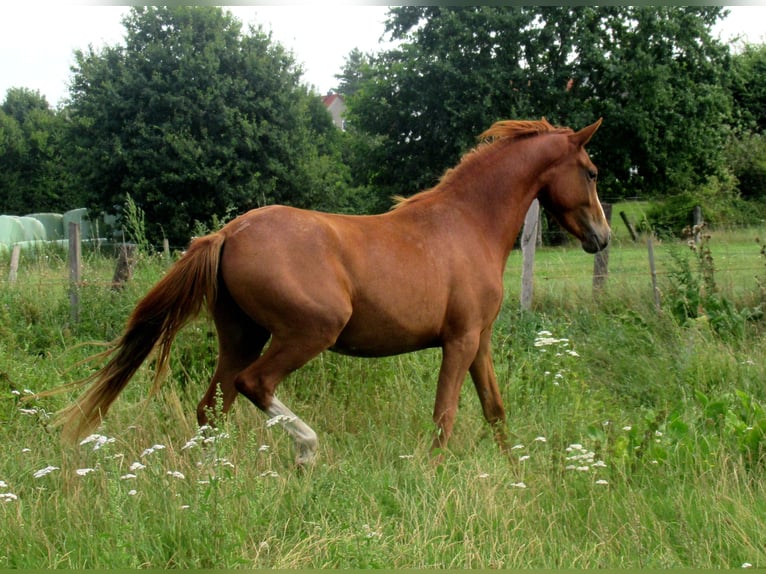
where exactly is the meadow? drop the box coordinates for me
[2,220,766,568]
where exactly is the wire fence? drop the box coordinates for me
[4,219,766,320]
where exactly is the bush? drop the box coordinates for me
[726,132,766,201]
[645,170,763,237]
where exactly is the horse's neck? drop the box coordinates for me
[444,136,562,260]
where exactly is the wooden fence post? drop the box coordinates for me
[592,203,613,296]
[619,210,639,242]
[68,222,82,324]
[8,244,21,283]
[647,235,661,312]
[520,199,540,310]
[112,243,137,290]
[693,205,703,244]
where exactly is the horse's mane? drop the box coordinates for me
[478,117,571,142]
[391,118,571,210]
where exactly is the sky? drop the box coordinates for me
[1,5,765,109]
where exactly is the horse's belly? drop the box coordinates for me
[331,307,441,358]
[330,334,440,358]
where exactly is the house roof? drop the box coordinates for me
[322,93,344,107]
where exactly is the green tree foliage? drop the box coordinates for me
[726,44,766,201]
[730,43,766,133]
[334,48,370,98]
[0,88,75,214]
[343,7,731,206]
[67,6,350,245]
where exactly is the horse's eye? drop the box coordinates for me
[587,169,598,181]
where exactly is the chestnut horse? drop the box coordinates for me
[56,118,609,464]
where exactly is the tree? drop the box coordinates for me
[0,88,76,214]
[729,43,766,133]
[563,7,732,198]
[67,6,351,246]
[334,48,370,98]
[344,7,732,206]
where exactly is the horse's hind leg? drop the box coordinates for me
[233,335,334,466]
[197,288,270,426]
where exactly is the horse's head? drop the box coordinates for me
[537,119,611,254]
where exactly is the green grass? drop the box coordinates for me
[2,232,766,568]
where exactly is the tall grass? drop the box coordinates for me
[1,231,765,568]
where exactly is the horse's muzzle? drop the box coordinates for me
[582,229,611,254]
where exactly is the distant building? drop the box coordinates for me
[322,92,346,130]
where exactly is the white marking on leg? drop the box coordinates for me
[266,396,318,466]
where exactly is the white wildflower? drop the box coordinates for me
[258,444,270,452]
[622,426,632,431]
[19,408,38,415]
[595,479,609,485]
[1,493,18,502]
[0,480,7,488]
[76,468,96,476]
[181,439,198,450]
[363,524,382,539]
[519,455,530,462]
[742,563,753,569]
[398,454,414,459]
[167,471,185,480]
[127,489,137,496]
[478,473,490,479]
[566,350,580,357]
[260,470,279,478]
[120,474,137,480]
[33,465,59,478]
[141,444,166,457]
[80,434,115,451]
[592,460,607,468]
[180,505,190,510]
[534,436,547,443]
[21,448,31,453]
[511,444,525,450]
[510,482,527,488]
[10,390,21,396]
[129,462,146,471]
[534,336,569,347]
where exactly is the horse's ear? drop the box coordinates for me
[570,118,603,147]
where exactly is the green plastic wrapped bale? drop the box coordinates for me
[63,208,93,240]
[0,215,25,247]
[18,216,47,241]
[26,212,64,240]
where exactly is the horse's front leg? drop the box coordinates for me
[431,333,481,457]
[469,328,511,457]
